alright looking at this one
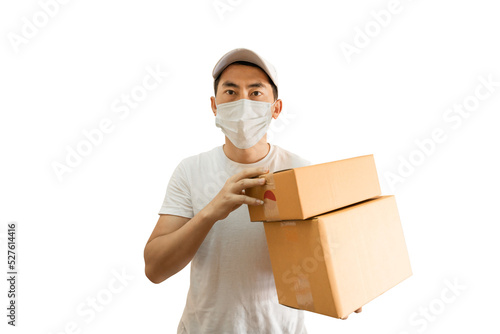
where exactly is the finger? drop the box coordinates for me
[355,307,362,313]
[233,166,269,182]
[341,316,348,320]
[234,194,264,206]
[233,177,266,193]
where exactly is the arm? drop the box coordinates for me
[144,210,215,284]
[144,166,269,284]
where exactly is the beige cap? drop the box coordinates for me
[212,48,278,88]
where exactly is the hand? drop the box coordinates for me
[340,307,362,320]
[205,166,268,222]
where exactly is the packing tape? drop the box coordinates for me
[280,221,315,312]
[281,221,299,242]
[294,274,315,312]
[261,173,280,221]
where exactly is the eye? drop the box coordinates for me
[251,91,262,96]
[225,90,235,95]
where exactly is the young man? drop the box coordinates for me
[144,48,311,333]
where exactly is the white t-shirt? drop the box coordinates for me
[159,143,311,334]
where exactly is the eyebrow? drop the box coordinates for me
[221,81,266,89]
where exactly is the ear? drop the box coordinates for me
[272,99,282,119]
[210,96,217,116]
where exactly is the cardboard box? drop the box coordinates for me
[246,154,381,222]
[264,195,412,319]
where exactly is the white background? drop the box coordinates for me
[1,0,499,333]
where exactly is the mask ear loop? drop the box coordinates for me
[214,98,220,113]
[271,98,280,108]
[269,99,278,120]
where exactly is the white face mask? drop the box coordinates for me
[215,99,276,149]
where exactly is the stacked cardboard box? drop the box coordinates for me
[246,154,412,319]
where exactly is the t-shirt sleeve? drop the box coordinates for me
[300,157,312,167]
[158,160,194,218]
[291,154,312,169]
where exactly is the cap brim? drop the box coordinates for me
[212,48,278,87]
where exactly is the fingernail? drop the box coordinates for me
[261,167,268,172]
[257,200,264,205]
[260,178,266,184]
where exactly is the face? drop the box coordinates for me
[211,64,282,119]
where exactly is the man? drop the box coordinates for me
[144,48,312,333]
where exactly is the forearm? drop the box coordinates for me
[144,207,217,284]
